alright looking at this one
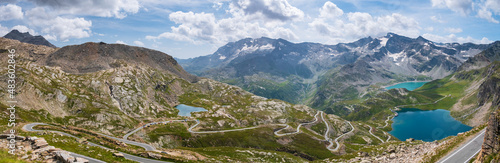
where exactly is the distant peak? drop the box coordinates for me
[3,29,56,48]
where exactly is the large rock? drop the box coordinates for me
[476,111,500,162]
[33,138,49,149]
[113,152,124,157]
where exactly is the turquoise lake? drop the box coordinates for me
[389,108,472,142]
[385,81,429,91]
[175,104,207,117]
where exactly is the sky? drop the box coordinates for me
[0,0,499,59]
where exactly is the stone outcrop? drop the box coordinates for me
[0,135,89,163]
[476,110,500,162]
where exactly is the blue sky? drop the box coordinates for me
[0,0,499,59]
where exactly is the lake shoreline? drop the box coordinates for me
[382,80,433,89]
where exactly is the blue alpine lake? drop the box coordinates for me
[385,81,429,91]
[389,108,472,142]
[175,104,207,117]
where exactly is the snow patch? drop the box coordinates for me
[379,37,389,47]
[240,43,275,52]
[219,56,226,60]
[387,51,405,62]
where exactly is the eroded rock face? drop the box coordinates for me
[476,111,500,162]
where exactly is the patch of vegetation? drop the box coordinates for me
[0,150,27,163]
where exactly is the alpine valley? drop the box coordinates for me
[1,30,500,163]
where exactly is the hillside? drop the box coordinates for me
[0,37,363,162]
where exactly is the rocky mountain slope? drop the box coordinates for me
[179,33,490,110]
[0,37,362,162]
[3,30,56,48]
[329,41,500,125]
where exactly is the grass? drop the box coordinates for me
[185,146,307,163]
[310,122,327,135]
[0,150,28,163]
[23,132,136,163]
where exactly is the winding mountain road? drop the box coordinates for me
[367,125,385,143]
[24,110,356,162]
[274,111,321,136]
[23,123,170,163]
[320,112,355,151]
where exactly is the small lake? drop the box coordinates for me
[389,108,472,142]
[175,104,207,117]
[385,81,429,91]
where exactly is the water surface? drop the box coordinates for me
[386,81,428,91]
[389,108,472,142]
[175,104,207,117]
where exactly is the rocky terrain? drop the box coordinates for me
[0,37,363,162]
[3,30,56,48]
[179,33,490,116]
[476,110,500,162]
[0,134,89,163]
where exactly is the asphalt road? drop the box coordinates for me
[438,129,486,163]
[321,112,355,151]
[23,123,171,163]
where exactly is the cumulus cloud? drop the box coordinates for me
[423,33,492,44]
[11,25,36,35]
[27,0,140,19]
[309,1,420,43]
[319,1,343,19]
[229,0,304,22]
[25,7,92,41]
[0,4,23,21]
[147,0,301,45]
[431,0,473,15]
[133,40,144,46]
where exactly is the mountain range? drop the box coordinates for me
[179,33,491,115]
[1,30,500,162]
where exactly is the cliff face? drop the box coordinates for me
[476,110,500,162]
[475,62,500,162]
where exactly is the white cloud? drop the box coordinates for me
[423,33,492,44]
[27,0,140,19]
[476,0,500,23]
[25,7,92,41]
[11,25,36,35]
[133,40,144,46]
[147,0,301,45]
[431,0,473,15]
[319,1,343,19]
[116,40,127,44]
[445,27,462,33]
[0,4,23,21]
[309,2,420,43]
[0,24,9,36]
[426,27,434,31]
[229,0,304,22]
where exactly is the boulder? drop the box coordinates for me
[74,157,89,163]
[113,152,124,157]
[34,138,49,149]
